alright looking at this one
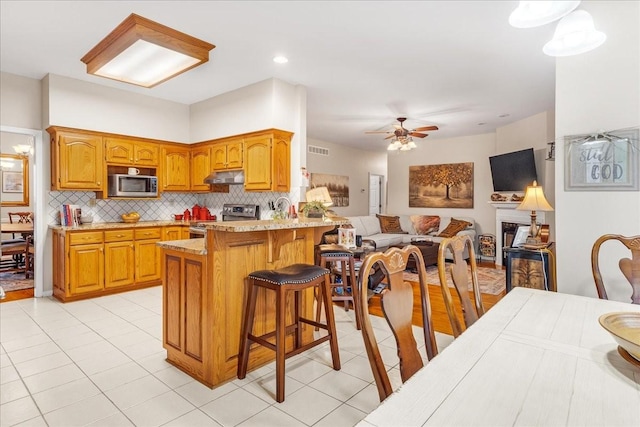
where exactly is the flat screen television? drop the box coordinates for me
[489,148,538,192]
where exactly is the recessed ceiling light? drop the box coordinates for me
[81,13,215,88]
[273,56,289,64]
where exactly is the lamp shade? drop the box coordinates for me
[516,181,554,212]
[509,1,581,28]
[543,10,606,57]
[306,186,333,207]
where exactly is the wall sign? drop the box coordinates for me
[564,128,639,191]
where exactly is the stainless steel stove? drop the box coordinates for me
[221,204,260,221]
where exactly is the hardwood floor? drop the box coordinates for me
[0,288,34,302]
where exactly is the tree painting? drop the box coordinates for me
[310,173,349,207]
[409,162,474,208]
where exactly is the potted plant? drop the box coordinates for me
[301,200,328,218]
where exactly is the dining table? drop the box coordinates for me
[0,222,34,236]
[358,287,640,427]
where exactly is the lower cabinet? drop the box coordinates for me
[53,226,170,302]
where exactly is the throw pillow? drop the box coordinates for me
[438,218,473,238]
[376,214,406,234]
[410,215,441,235]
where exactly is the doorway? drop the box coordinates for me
[0,126,45,299]
[369,173,383,215]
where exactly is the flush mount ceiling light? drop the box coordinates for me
[543,10,606,56]
[273,55,289,64]
[509,1,581,28]
[81,13,215,88]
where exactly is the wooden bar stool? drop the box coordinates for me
[237,263,341,403]
[315,244,361,330]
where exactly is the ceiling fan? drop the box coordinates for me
[365,117,439,140]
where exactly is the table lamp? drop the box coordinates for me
[516,180,554,243]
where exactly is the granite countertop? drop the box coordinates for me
[49,220,191,232]
[156,238,206,255]
[199,216,350,232]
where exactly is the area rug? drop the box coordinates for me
[0,272,34,292]
[403,265,506,295]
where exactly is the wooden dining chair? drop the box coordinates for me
[0,238,28,273]
[7,212,33,241]
[437,235,485,338]
[591,234,640,304]
[355,245,438,402]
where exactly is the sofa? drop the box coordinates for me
[344,214,476,259]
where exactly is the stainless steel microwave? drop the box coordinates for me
[108,174,158,197]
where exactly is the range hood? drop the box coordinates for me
[204,170,245,185]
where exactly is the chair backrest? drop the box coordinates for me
[356,245,438,402]
[591,234,640,304]
[437,235,485,338]
[7,212,33,239]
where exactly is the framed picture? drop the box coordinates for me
[511,226,530,248]
[309,173,349,207]
[2,171,23,193]
[409,162,474,208]
[338,227,356,248]
[565,128,639,191]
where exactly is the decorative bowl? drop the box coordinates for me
[121,212,140,223]
[599,312,640,362]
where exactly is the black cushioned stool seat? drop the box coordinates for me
[237,263,341,402]
[316,245,362,330]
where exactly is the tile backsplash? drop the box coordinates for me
[47,186,302,225]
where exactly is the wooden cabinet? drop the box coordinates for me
[161,145,190,191]
[190,146,213,191]
[244,130,292,192]
[105,137,159,166]
[212,139,243,171]
[48,127,104,191]
[53,225,176,302]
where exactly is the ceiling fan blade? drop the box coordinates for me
[365,131,392,134]
[412,125,439,132]
[409,132,428,138]
[384,134,395,140]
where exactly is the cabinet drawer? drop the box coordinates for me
[135,228,162,240]
[104,229,134,242]
[69,231,103,245]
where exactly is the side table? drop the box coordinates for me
[504,243,556,292]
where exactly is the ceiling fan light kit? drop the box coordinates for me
[509,1,581,28]
[369,117,438,152]
[509,1,605,57]
[81,13,215,88]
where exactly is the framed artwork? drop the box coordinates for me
[2,171,23,193]
[310,173,349,207]
[409,162,474,208]
[565,128,639,191]
[511,226,530,248]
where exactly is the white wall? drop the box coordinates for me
[555,1,640,300]
[45,74,190,142]
[306,138,387,217]
[0,72,42,130]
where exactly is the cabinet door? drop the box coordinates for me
[135,239,162,282]
[134,143,159,166]
[105,138,135,164]
[243,135,272,191]
[211,144,228,171]
[55,132,104,190]
[226,140,243,169]
[164,226,183,241]
[161,146,190,191]
[104,241,135,288]
[271,133,290,192]
[69,243,104,294]
[190,147,212,191]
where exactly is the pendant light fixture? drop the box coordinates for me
[543,10,606,56]
[81,14,215,88]
[509,1,581,28]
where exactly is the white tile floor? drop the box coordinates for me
[0,287,454,427]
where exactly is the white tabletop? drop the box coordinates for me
[359,287,640,427]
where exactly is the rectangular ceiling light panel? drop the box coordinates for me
[81,13,215,88]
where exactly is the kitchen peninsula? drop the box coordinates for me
[157,217,350,388]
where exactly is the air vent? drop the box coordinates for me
[308,145,329,156]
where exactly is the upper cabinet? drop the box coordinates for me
[105,137,159,167]
[244,130,292,192]
[48,127,104,191]
[212,138,243,171]
[161,144,190,191]
[190,146,212,192]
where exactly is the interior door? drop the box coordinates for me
[369,174,382,215]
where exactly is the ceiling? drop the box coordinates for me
[0,1,558,151]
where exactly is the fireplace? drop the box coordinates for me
[491,202,546,267]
